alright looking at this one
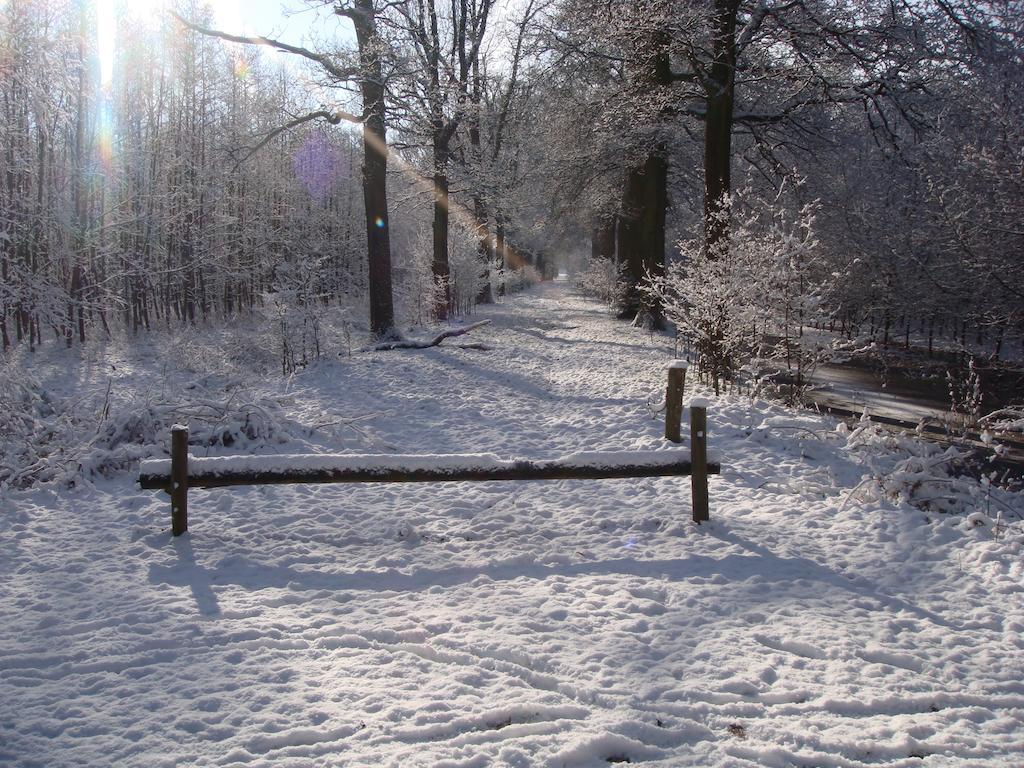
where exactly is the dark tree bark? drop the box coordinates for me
[618,150,667,328]
[591,215,616,262]
[470,56,494,305]
[703,0,739,257]
[345,0,398,340]
[421,0,453,319]
[617,24,671,328]
[431,137,451,318]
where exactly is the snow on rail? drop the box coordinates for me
[139,449,721,489]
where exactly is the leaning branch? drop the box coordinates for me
[362,320,492,351]
[235,110,363,166]
[170,11,360,82]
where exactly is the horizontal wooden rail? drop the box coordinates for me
[140,450,720,490]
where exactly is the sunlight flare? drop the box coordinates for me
[96,0,116,88]
[96,103,114,172]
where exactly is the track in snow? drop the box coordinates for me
[3,283,1023,767]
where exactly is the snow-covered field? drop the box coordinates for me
[2,283,1022,767]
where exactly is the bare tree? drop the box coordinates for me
[389,0,494,318]
[172,0,400,340]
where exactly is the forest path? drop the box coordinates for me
[3,282,1023,767]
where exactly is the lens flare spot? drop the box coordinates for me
[97,104,115,172]
[375,217,385,228]
[292,133,346,204]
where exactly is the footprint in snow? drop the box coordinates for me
[856,645,924,673]
[754,634,827,660]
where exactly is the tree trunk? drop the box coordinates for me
[431,136,451,319]
[616,23,671,327]
[618,152,667,329]
[703,0,739,258]
[592,215,615,261]
[495,215,506,296]
[616,179,639,318]
[469,53,493,305]
[637,150,667,327]
[350,0,398,340]
[474,195,493,304]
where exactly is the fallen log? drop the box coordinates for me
[362,319,492,352]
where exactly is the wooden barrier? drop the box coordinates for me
[664,360,688,443]
[141,372,717,535]
[690,400,710,523]
[170,425,188,536]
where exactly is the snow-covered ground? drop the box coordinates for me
[2,283,1023,767]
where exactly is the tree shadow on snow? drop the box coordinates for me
[150,533,222,617]
[430,352,637,409]
[702,523,959,630]
[512,326,670,354]
[148,528,958,630]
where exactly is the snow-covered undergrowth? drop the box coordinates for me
[0,360,333,490]
[2,284,1022,767]
[0,314,378,491]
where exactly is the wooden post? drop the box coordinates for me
[665,360,688,443]
[170,425,189,536]
[690,401,709,523]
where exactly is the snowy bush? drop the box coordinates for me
[0,360,334,490]
[836,415,1022,518]
[576,259,629,310]
[497,264,541,296]
[449,231,489,317]
[645,189,829,400]
[393,224,488,323]
[979,405,1024,434]
[843,423,972,513]
[0,365,68,489]
[946,355,983,430]
[0,362,153,489]
[391,228,439,327]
